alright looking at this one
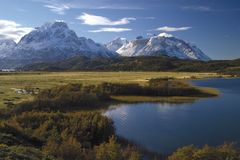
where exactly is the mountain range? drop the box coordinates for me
[0,22,117,68]
[0,39,16,59]
[0,21,210,69]
[106,33,210,61]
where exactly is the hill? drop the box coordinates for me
[22,56,240,75]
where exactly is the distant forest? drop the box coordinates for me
[22,56,240,75]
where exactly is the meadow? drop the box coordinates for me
[0,71,223,108]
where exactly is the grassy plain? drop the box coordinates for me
[0,71,223,108]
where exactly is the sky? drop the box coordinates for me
[0,0,240,60]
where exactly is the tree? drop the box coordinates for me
[95,136,121,160]
[168,145,197,160]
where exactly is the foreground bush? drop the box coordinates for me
[0,144,54,160]
[0,122,42,147]
[6,112,115,147]
[43,137,93,160]
[1,111,117,160]
[95,136,140,160]
[168,143,240,160]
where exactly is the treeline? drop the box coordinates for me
[22,55,240,75]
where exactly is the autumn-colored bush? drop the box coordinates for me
[168,143,240,160]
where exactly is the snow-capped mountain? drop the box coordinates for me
[116,38,149,57]
[0,22,211,69]
[105,37,128,52]
[117,33,210,61]
[0,39,16,58]
[10,22,117,61]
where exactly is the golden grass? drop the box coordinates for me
[110,87,220,104]
[198,87,220,96]
[0,71,223,108]
[110,96,198,104]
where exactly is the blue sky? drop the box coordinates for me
[0,0,240,60]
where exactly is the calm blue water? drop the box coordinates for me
[104,78,240,154]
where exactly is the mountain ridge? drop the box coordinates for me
[112,33,210,61]
[21,55,240,76]
[0,21,117,68]
[0,39,16,59]
[0,21,211,69]
[105,37,128,52]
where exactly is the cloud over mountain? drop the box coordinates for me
[156,26,191,32]
[0,20,34,42]
[77,13,136,26]
[44,3,70,15]
[89,28,132,33]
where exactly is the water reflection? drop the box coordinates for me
[105,78,240,153]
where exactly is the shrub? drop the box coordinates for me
[0,144,54,160]
[6,112,115,147]
[95,136,140,160]
[168,143,240,160]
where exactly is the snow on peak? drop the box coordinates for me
[120,37,127,41]
[105,37,128,52]
[38,21,69,30]
[0,39,16,46]
[0,39,16,58]
[117,34,210,61]
[17,21,79,51]
[158,33,173,38]
[6,21,117,62]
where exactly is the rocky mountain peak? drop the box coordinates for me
[116,34,211,61]
[105,37,128,52]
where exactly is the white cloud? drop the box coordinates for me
[39,0,143,15]
[139,17,155,20]
[17,8,27,12]
[156,26,191,32]
[145,17,155,20]
[182,6,211,12]
[44,3,70,15]
[158,33,173,38]
[89,28,132,33]
[55,19,65,22]
[147,33,153,36]
[93,5,143,10]
[182,6,240,12]
[0,20,34,42]
[77,13,136,26]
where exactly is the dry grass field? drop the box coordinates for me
[0,71,223,108]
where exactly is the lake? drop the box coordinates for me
[104,78,240,154]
